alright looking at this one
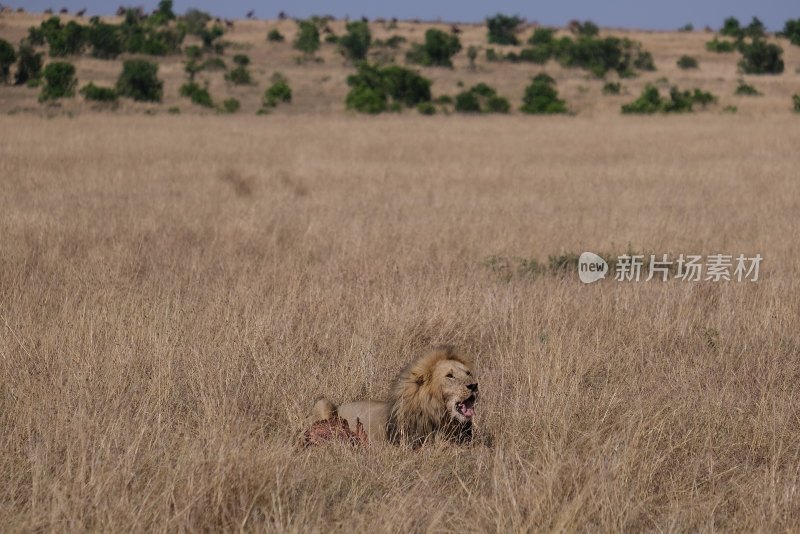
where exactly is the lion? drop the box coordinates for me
[309,345,479,447]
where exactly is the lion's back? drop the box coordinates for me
[337,400,389,443]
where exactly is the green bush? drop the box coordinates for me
[39,61,77,101]
[15,43,43,85]
[181,9,211,36]
[621,85,716,113]
[226,67,251,84]
[486,95,511,113]
[454,90,481,112]
[87,21,123,59]
[0,39,15,83]
[793,94,800,112]
[45,19,86,57]
[417,101,436,115]
[486,14,523,45]
[602,81,621,94]
[406,29,461,67]
[264,76,292,107]
[738,39,784,74]
[734,81,760,95]
[677,55,698,69]
[453,82,511,113]
[570,20,599,37]
[706,37,737,53]
[151,0,176,26]
[233,54,250,66]
[528,28,556,46]
[222,97,240,113]
[203,57,226,71]
[294,20,320,55]
[743,17,765,39]
[116,59,163,102]
[345,63,432,113]
[520,75,567,114]
[198,25,224,53]
[551,35,654,77]
[621,85,663,114]
[339,21,371,61]
[267,29,284,42]
[346,85,386,113]
[779,19,800,46]
[179,81,213,107]
[485,48,501,62]
[80,82,117,101]
[720,17,742,38]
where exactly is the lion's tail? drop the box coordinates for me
[311,398,337,421]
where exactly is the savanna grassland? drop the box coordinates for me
[2,9,800,534]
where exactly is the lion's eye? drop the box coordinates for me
[446,373,454,379]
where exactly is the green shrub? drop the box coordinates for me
[720,17,742,38]
[706,37,737,53]
[723,105,738,113]
[738,39,784,74]
[570,20,599,37]
[621,85,662,113]
[345,63,432,113]
[417,101,436,115]
[436,95,453,105]
[198,25,224,52]
[621,85,715,113]
[339,21,371,61]
[116,59,162,102]
[454,90,481,112]
[486,14,523,45]
[151,0,176,26]
[233,54,250,66]
[679,23,694,32]
[324,34,339,44]
[734,81,760,95]
[39,61,77,101]
[677,55,698,69]
[528,28,556,46]
[264,76,292,107]
[793,94,800,112]
[0,39,15,83]
[346,85,386,113]
[406,28,461,67]
[486,95,511,113]
[181,9,211,36]
[743,17,765,39]
[43,19,86,57]
[517,46,551,64]
[779,19,800,46]
[15,43,43,85]
[80,82,117,101]
[691,89,716,107]
[294,20,320,55]
[179,81,213,107]
[602,81,621,94]
[203,57,226,71]
[225,63,252,85]
[267,29,284,42]
[467,46,478,70]
[87,21,123,59]
[521,75,567,114]
[552,35,654,77]
[485,48,501,62]
[222,97,240,113]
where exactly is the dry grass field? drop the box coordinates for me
[2,9,800,534]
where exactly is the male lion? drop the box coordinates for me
[309,345,479,447]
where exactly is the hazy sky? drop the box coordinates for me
[4,1,797,31]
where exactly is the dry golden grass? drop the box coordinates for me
[1,9,800,533]
[1,113,799,532]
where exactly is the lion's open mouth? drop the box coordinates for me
[456,394,477,418]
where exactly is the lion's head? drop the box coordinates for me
[386,345,479,445]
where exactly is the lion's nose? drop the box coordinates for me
[467,383,478,393]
